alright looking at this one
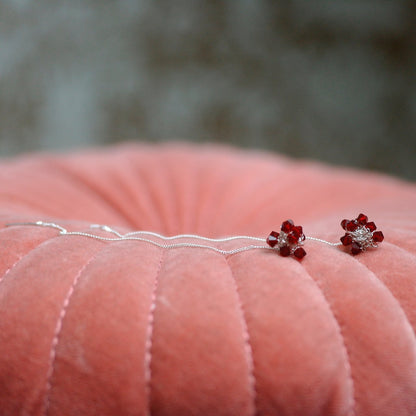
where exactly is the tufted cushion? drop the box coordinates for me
[1,143,416,416]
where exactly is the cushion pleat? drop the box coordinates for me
[1,143,416,416]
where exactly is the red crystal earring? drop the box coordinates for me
[340,213,384,255]
[266,213,384,259]
[266,219,307,259]
[5,215,384,259]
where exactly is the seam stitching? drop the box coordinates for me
[303,266,356,416]
[144,250,165,416]
[42,247,105,416]
[224,258,257,416]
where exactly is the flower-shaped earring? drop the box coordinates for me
[266,219,307,259]
[266,213,384,259]
[340,213,384,255]
[6,215,384,259]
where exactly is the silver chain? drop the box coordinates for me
[6,222,273,256]
[5,221,342,255]
[305,236,342,247]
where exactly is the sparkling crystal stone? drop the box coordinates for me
[279,245,291,257]
[266,231,279,247]
[292,226,303,239]
[366,222,376,232]
[340,234,353,246]
[281,220,294,233]
[356,213,368,225]
[294,247,306,259]
[372,231,384,243]
[346,221,358,232]
[351,242,362,255]
[287,233,298,245]
[341,219,349,230]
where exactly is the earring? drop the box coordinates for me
[266,220,307,259]
[266,214,384,259]
[5,215,384,259]
[340,213,384,255]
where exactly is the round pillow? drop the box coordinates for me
[0,143,415,416]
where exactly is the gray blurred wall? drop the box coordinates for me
[0,1,415,179]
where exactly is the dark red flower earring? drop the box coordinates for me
[266,214,384,259]
[6,216,384,259]
[340,213,384,255]
[266,219,307,259]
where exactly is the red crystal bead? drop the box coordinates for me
[287,232,298,245]
[346,221,358,232]
[294,247,306,259]
[292,225,303,239]
[356,213,368,225]
[351,242,362,255]
[366,222,376,232]
[266,231,279,247]
[279,245,291,257]
[281,219,294,233]
[341,219,349,230]
[372,231,384,243]
[340,234,353,246]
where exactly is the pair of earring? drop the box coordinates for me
[266,213,384,260]
[5,213,384,259]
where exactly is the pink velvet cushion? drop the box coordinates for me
[0,143,416,416]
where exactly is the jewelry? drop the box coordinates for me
[339,213,384,255]
[5,213,383,259]
[266,219,307,259]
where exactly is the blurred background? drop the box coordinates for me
[0,1,415,179]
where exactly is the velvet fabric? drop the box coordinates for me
[0,143,415,416]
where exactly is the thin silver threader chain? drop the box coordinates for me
[5,221,341,256]
[305,236,342,247]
